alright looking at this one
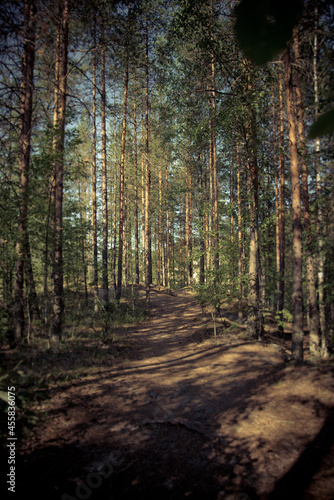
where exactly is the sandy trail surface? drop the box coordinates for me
[18,287,334,499]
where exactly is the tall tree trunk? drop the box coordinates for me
[247,161,262,339]
[52,0,69,342]
[244,70,263,339]
[116,2,131,300]
[166,163,171,292]
[116,54,129,300]
[159,161,166,286]
[112,104,118,291]
[185,158,192,285]
[189,166,193,283]
[284,47,304,363]
[229,168,234,295]
[141,148,146,282]
[14,0,36,342]
[145,22,151,301]
[236,140,244,319]
[101,26,108,305]
[273,88,279,312]
[133,67,140,285]
[123,192,128,290]
[294,31,320,355]
[199,154,205,285]
[313,7,329,358]
[205,156,210,273]
[91,17,98,302]
[210,0,219,275]
[79,183,88,305]
[277,66,285,336]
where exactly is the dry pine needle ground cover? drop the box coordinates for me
[3,286,334,500]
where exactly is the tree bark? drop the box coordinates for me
[236,139,244,319]
[133,66,140,285]
[52,0,69,342]
[159,160,166,286]
[14,0,36,342]
[25,231,39,326]
[278,68,286,336]
[244,70,263,340]
[145,22,151,301]
[166,163,171,292]
[115,53,129,300]
[246,161,262,339]
[91,16,98,301]
[284,47,304,363]
[141,145,146,282]
[185,157,193,285]
[199,154,205,285]
[101,26,108,305]
[112,104,118,291]
[294,31,320,355]
[210,0,219,275]
[313,7,329,358]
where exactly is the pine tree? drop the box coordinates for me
[14,0,36,342]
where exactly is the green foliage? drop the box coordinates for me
[0,363,50,448]
[234,0,304,66]
[194,269,229,338]
[275,308,293,328]
[90,297,149,344]
[194,278,224,314]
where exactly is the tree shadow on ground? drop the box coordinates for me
[15,427,259,500]
[14,356,334,500]
[9,288,334,500]
[268,405,334,500]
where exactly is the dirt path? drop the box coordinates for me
[18,288,334,500]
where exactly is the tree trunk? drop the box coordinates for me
[247,162,262,339]
[229,168,234,295]
[205,161,210,273]
[91,17,98,302]
[277,66,285,336]
[236,140,244,319]
[313,7,329,358]
[283,47,304,363]
[79,183,88,305]
[101,27,109,305]
[294,31,320,355]
[166,163,171,292]
[141,148,146,283]
[25,231,39,325]
[14,0,36,343]
[185,158,193,285]
[112,104,118,291]
[52,0,69,342]
[199,155,205,285]
[244,71,263,340]
[133,67,140,285]
[145,22,151,301]
[210,0,219,275]
[159,160,166,286]
[116,53,129,300]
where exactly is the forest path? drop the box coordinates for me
[19,287,334,500]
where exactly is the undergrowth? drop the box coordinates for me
[0,292,150,446]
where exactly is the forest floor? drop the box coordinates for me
[3,286,334,500]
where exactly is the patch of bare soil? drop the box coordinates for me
[15,287,334,499]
